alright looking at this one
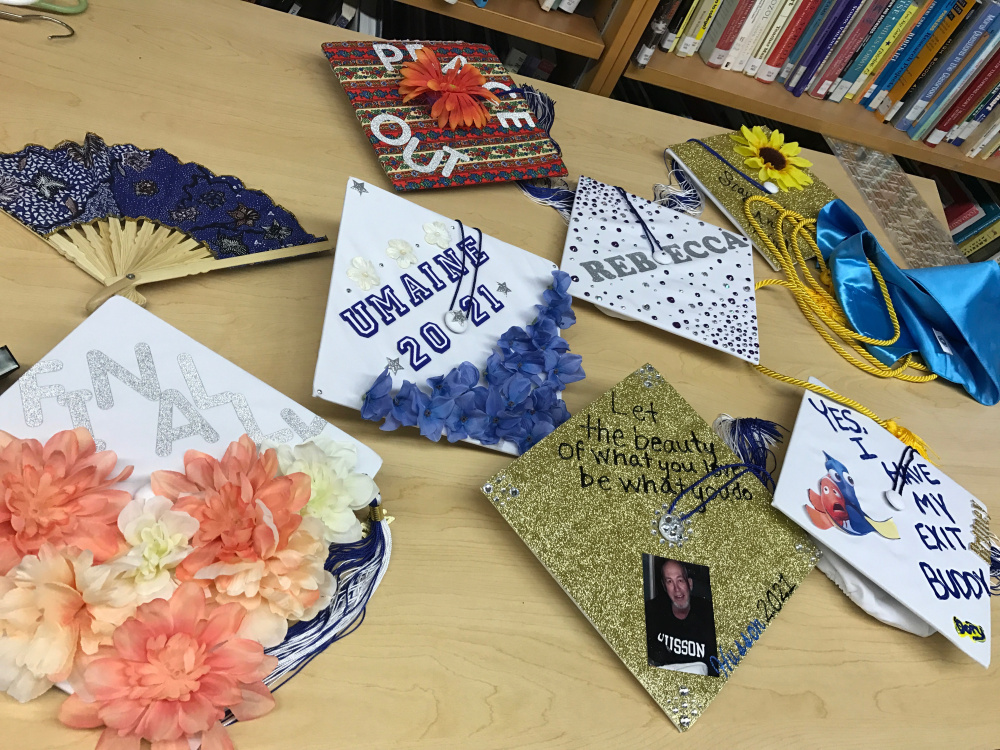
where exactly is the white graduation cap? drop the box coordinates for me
[772,383,992,666]
[313,177,580,455]
[1,296,381,488]
[560,176,760,364]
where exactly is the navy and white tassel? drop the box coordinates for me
[655,154,704,216]
[224,497,392,723]
[991,535,1000,596]
[712,414,784,490]
[513,85,576,222]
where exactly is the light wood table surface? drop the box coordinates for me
[0,1,994,747]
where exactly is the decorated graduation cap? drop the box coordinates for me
[773,382,992,666]
[665,129,836,270]
[321,41,567,191]
[561,176,760,364]
[481,365,817,731]
[313,177,584,455]
[0,133,332,310]
[0,297,390,697]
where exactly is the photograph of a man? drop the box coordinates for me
[643,554,719,676]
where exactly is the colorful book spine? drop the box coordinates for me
[858,1,935,103]
[651,0,689,52]
[661,0,698,51]
[967,105,1000,153]
[829,0,914,100]
[832,0,899,88]
[777,0,839,82]
[959,215,1000,255]
[953,175,1000,244]
[733,0,785,70]
[866,0,955,109]
[953,78,1000,143]
[897,0,1000,131]
[746,0,800,75]
[703,0,758,65]
[786,0,854,90]
[757,0,824,80]
[725,0,780,69]
[810,0,895,97]
[879,0,976,120]
[699,0,743,63]
[846,3,921,98]
[672,0,706,51]
[927,49,1000,141]
[789,0,866,95]
[910,18,1000,139]
[979,122,1000,154]
[677,0,725,55]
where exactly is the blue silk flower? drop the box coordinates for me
[361,270,584,453]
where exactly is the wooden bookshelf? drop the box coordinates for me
[392,0,606,59]
[624,51,1000,183]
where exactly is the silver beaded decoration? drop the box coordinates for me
[650,507,691,547]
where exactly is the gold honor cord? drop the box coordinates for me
[743,196,935,460]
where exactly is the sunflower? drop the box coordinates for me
[730,126,813,191]
[398,48,499,131]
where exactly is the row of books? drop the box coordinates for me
[634,0,1000,158]
[903,158,1000,258]
[249,0,584,84]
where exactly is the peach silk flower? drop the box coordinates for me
[0,545,138,702]
[151,436,335,648]
[398,47,499,130]
[0,427,133,574]
[59,582,278,750]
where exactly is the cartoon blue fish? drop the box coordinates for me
[804,453,899,539]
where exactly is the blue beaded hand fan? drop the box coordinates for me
[0,133,333,309]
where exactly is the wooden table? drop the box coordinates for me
[1,1,994,747]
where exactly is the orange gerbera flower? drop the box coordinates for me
[0,428,132,574]
[398,47,499,130]
[59,582,277,750]
[151,436,333,647]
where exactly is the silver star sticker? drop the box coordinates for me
[496,282,511,296]
[450,310,468,323]
[351,180,368,196]
[385,357,403,375]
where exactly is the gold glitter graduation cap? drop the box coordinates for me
[667,131,836,270]
[481,365,817,731]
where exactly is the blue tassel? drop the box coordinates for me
[712,414,784,490]
[513,84,559,152]
[512,85,576,221]
[223,498,392,723]
[991,540,1000,596]
[517,178,576,221]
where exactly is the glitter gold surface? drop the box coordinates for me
[481,365,817,732]
[669,131,838,270]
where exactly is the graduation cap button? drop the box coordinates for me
[444,310,469,334]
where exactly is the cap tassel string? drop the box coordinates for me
[743,196,935,461]
[712,414,783,488]
[223,497,392,724]
[513,85,576,222]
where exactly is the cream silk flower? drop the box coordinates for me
[346,256,380,291]
[267,436,379,544]
[386,239,418,269]
[109,492,199,604]
[423,220,451,249]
